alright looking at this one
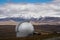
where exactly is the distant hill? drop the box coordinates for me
[39,17,60,22]
[0,17,60,22]
[0,20,18,25]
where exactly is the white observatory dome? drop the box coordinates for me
[15,22,34,37]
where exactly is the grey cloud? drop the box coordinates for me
[0,0,60,19]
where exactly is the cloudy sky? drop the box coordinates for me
[0,0,60,19]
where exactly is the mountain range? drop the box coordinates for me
[0,17,60,22]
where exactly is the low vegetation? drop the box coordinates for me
[0,25,60,40]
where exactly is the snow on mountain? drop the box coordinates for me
[0,0,60,21]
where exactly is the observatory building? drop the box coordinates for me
[15,22,34,37]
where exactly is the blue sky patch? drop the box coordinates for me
[0,0,53,4]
